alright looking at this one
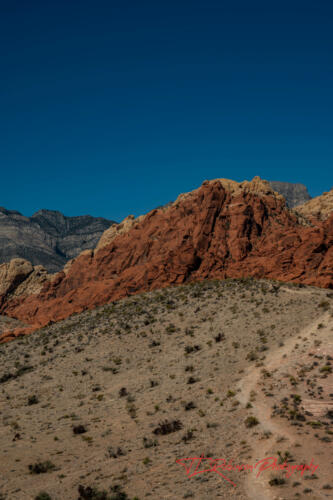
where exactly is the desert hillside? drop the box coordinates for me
[0,278,332,500]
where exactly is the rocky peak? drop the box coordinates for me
[220,176,284,199]
[171,176,284,208]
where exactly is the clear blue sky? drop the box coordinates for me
[1,0,332,222]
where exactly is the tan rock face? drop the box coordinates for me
[172,176,284,207]
[219,176,284,199]
[0,259,33,296]
[296,187,333,220]
[96,214,145,251]
[12,265,50,298]
[0,259,50,305]
[0,177,332,340]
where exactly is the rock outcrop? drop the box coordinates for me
[0,208,115,272]
[268,181,311,207]
[96,214,145,251]
[0,176,332,342]
[0,259,50,304]
[295,187,333,220]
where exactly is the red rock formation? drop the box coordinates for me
[1,177,332,341]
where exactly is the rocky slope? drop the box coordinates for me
[0,176,332,341]
[268,181,311,207]
[0,207,115,272]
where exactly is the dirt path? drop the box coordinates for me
[237,310,332,500]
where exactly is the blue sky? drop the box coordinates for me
[1,0,332,222]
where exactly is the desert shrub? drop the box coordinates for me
[73,424,87,435]
[143,437,158,448]
[126,403,137,418]
[16,365,33,377]
[184,345,201,354]
[244,416,259,428]
[153,420,183,435]
[35,493,52,500]
[246,351,258,361]
[320,365,332,373]
[28,395,39,405]
[107,447,124,458]
[182,430,194,443]
[165,323,176,333]
[184,401,196,411]
[0,372,14,384]
[78,485,109,499]
[29,461,56,474]
[78,484,131,500]
[269,476,286,486]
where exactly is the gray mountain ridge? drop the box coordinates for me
[268,181,311,208]
[0,207,116,273]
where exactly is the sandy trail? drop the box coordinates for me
[237,307,332,500]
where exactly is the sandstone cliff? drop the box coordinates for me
[0,176,332,342]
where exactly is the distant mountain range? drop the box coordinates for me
[0,208,115,272]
